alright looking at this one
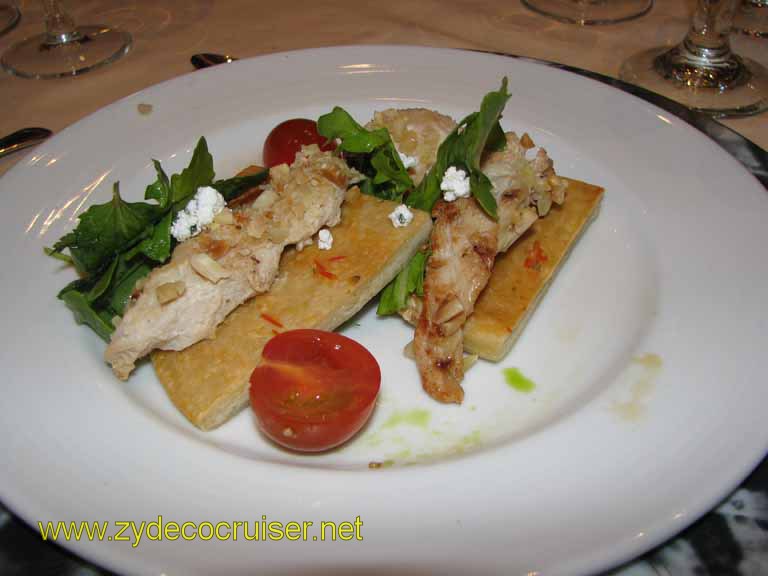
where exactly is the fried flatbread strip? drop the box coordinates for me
[152,187,432,430]
[464,177,604,361]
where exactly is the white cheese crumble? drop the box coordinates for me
[398,151,419,170]
[170,186,226,242]
[317,228,333,250]
[440,166,471,202]
[388,204,414,228]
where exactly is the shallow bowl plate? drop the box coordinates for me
[1,46,766,575]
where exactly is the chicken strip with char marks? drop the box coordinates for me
[412,131,566,402]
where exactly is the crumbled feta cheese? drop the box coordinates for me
[398,151,419,170]
[171,211,198,242]
[440,166,471,202]
[295,237,313,251]
[318,228,333,250]
[388,204,414,228]
[170,186,226,241]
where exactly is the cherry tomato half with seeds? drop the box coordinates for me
[262,118,335,168]
[249,329,381,452]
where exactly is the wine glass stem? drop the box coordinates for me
[41,0,81,46]
[682,0,737,65]
[653,0,750,89]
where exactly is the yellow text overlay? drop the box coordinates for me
[38,516,363,548]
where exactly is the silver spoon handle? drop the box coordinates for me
[0,127,52,159]
[190,53,238,69]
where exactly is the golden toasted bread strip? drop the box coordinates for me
[464,177,604,360]
[152,186,432,430]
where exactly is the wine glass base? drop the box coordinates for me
[1,25,131,79]
[521,0,653,25]
[0,3,20,36]
[620,46,768,118]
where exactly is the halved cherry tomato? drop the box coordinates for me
[262,118,335,168]
[249,329,380,452]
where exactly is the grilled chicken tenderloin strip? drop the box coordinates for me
[105,145,354,379]
[413,132,566,403]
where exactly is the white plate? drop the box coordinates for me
[1,46,766,576]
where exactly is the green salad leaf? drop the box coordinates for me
[407,77,511,219]
[211,170,269,202]
[144,160,171,209]
[124,210,173,263]
[317,107,414,203]
[51,183,161,276]
[106,259,153,316]
[59,290,116,342]
[169,138,215,204]
[376,250,430,316]
[317,107,390,153]
[48,136,268,340]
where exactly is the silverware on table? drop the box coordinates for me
[0,127,52,159]
[190,53,238,69]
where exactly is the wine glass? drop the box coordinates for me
[521,0,653,25]
[0,1,20,36]
[733,0,768,37]
[620,0,768,117]
[1,0,131,79]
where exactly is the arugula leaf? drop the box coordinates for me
[377,250,430,316]
[317,107,389,153]
[407,77,511,219]
[124,210,173,263]
[107,259,152,316]
[54,182,161,275]
[49,230,77,253]
[369,147,413,202]
[317,107,414,203]
[55,251,153,338]
[464,77,511,170]
[470,171,497,219]
[211,169,269,202]
[357,178,375,196]
[406,129,461,213]
[44,246,73,264]
[486,121,507,153]
[85,258,119,302]
[169,137,215,204]
[144,160,171,209]
[59,289,115,341]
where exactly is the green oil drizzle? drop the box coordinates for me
[503,367,536,393]
[382,409,431,430]
[459,430,482,450]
